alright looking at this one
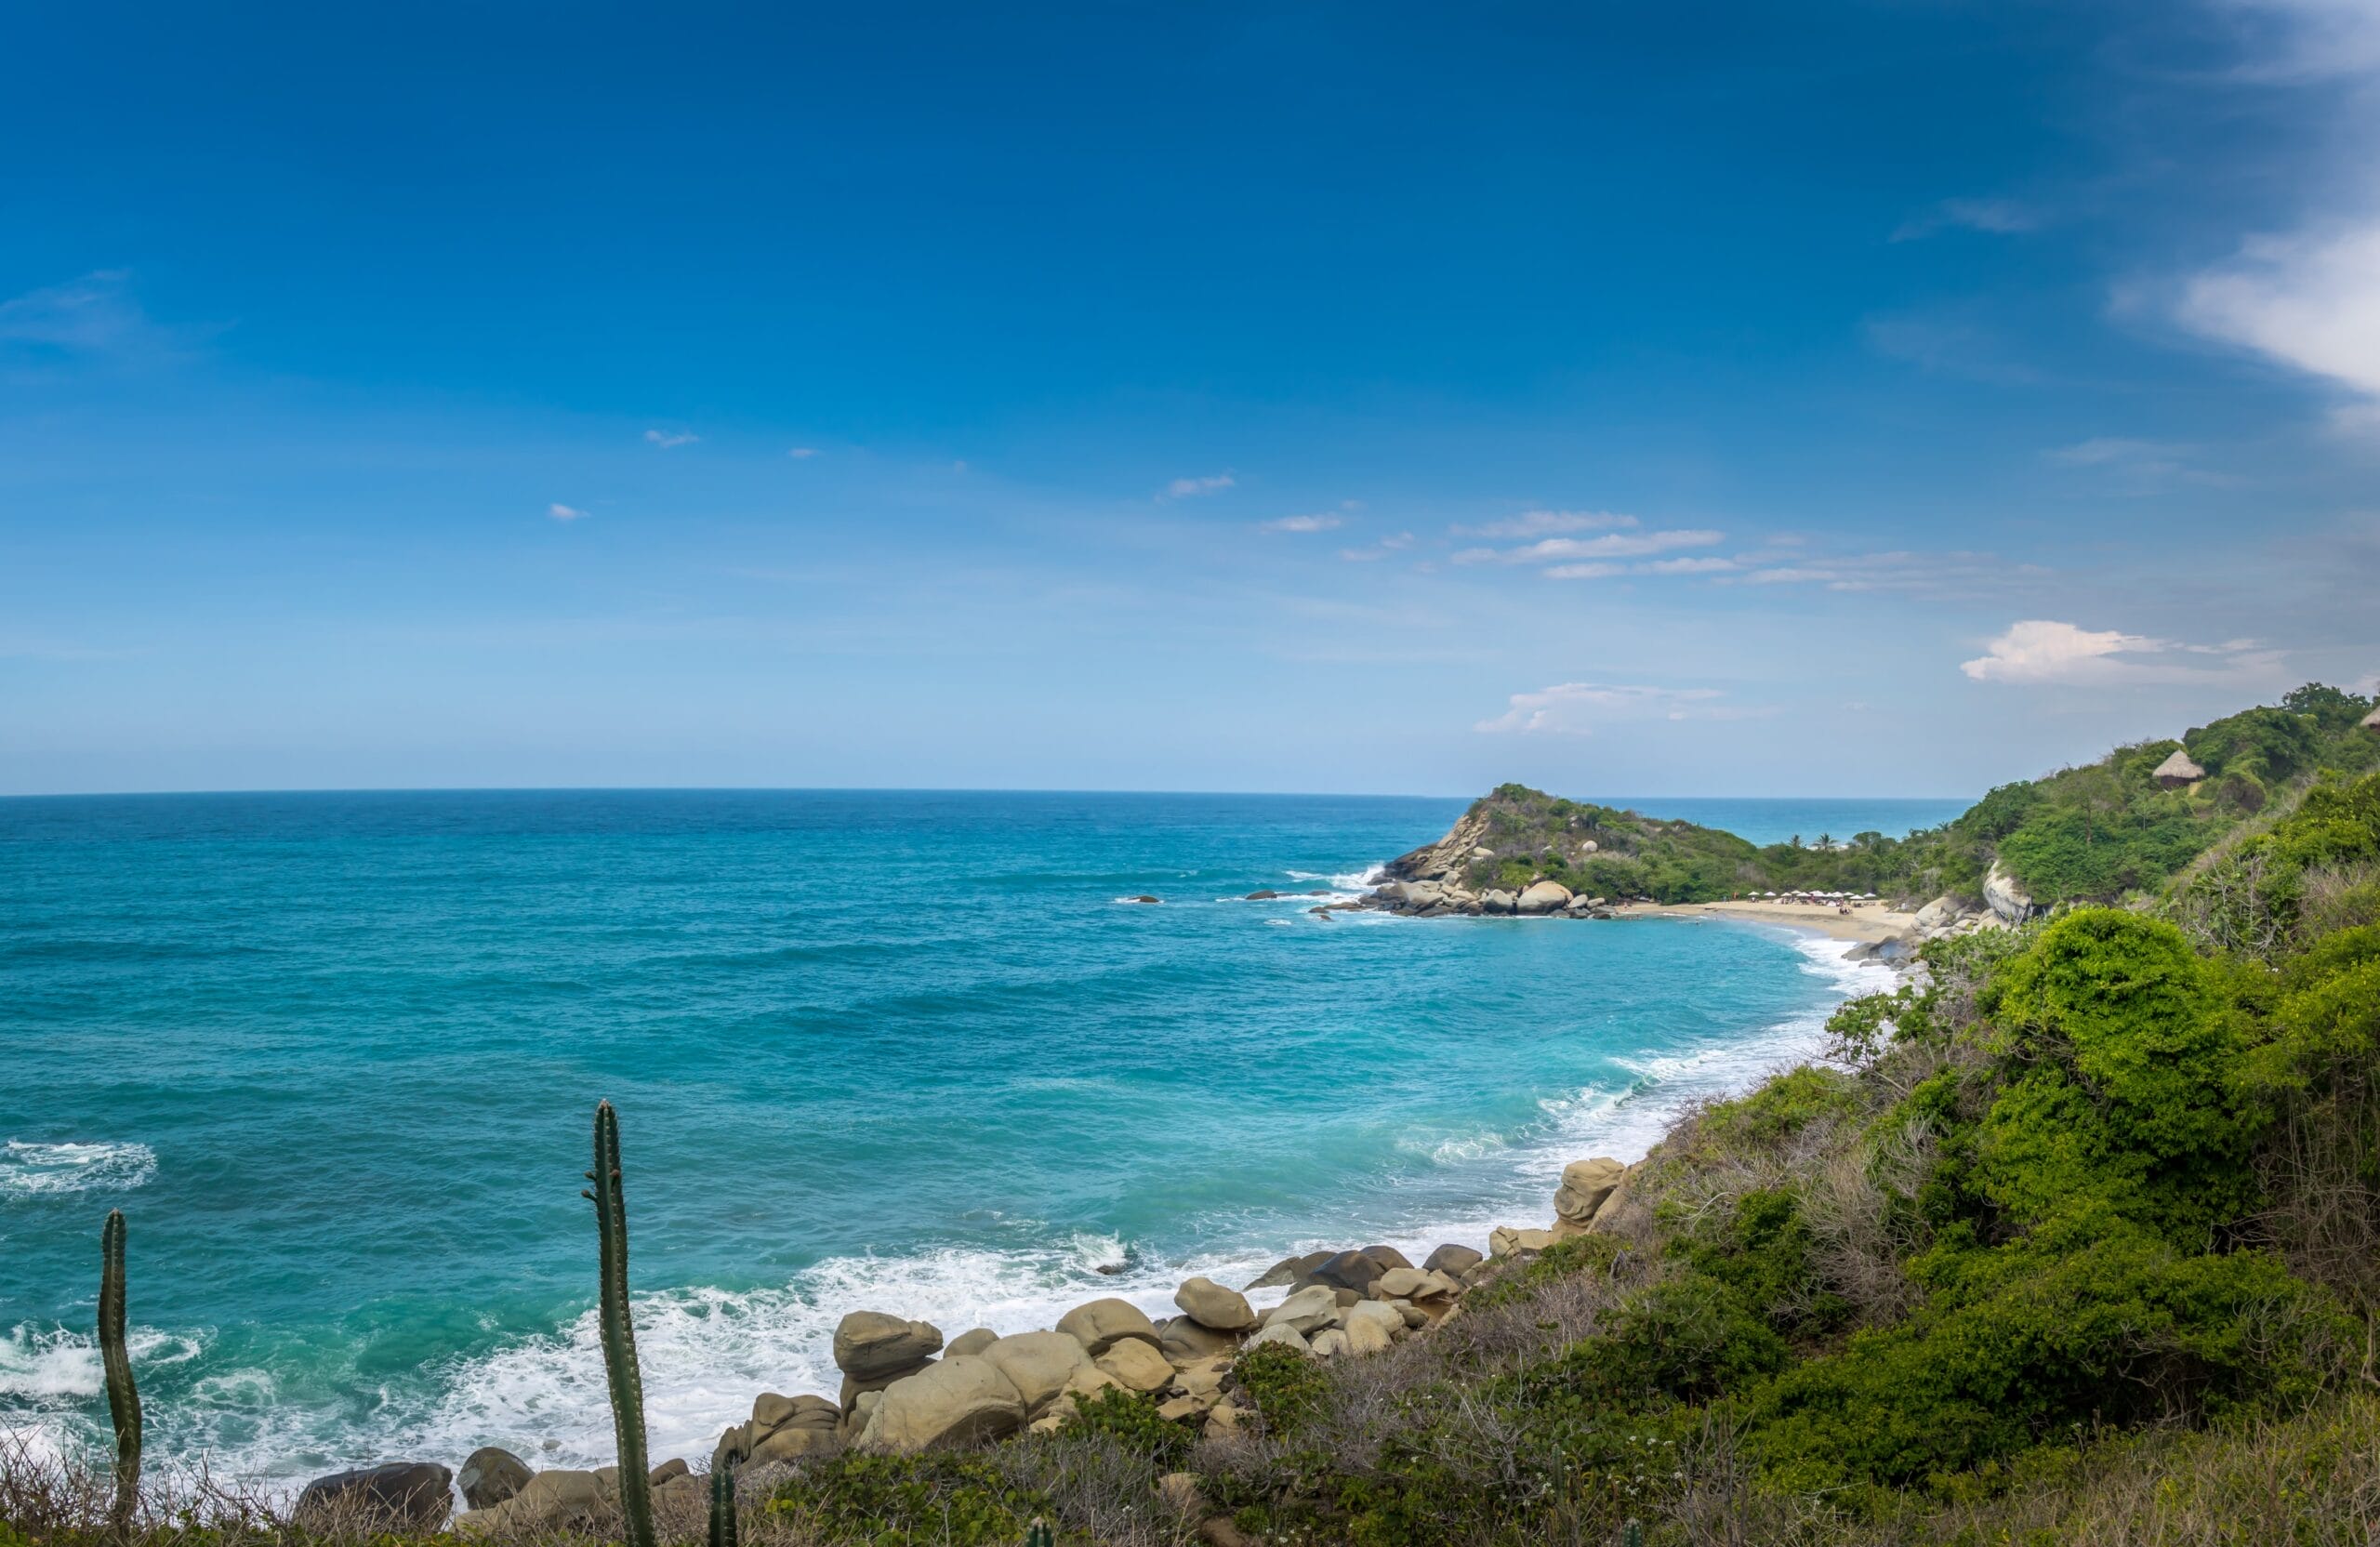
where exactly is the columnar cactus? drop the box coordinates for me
[99,1209,141,1535]
[1620,1521,1644,1547]
[583,1101,656,1547]
[707,1456,737,1547]
[1025,1519,1053,1547]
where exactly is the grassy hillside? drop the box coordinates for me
[1441,683,2379,907]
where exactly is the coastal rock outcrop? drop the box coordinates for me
[834,1311,945,1383]
[457,1447,531,1511]
[1174,1276,1258,1331]
[859,1355,1026,1452]
[1056,1296,1162,1355]
[296,1462,455,1532]
[1983,860,2040,924]
[1553,1157,1625,1234]
[1516,879,1573,915]
[981,1330,1091,1414]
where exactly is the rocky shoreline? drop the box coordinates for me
[289,1157,1646,1544]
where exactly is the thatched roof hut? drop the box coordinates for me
[2362,705,2380,734]
[2153,747,2206,787]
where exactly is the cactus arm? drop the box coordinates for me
[99,1209,142,1535]
[585,1101,656,1547]
[707,1456,737,1547]
[1025,1518,1052,1547]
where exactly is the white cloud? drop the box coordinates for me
[1640,556,1739,575]
[1544,562,1625,579]
[1475,682,1727,735]
[1892,197,2043,242]
[1453,529,1724,565]
[2178,222,2380,416]
[1722,549,2039,595]
[2211,0,2380,79]
[1163,473,1236,498]
[1959,619,2283,684]
[548,502,590,522]
[1451,509,1640,539]
[644,429,698,448]
[787,446,819,458]
[1263,512,1345,533]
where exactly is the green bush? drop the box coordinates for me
[1231,1341,1334,1437]
[765,1452,1050,1547]
[1057,1386,1193,1468]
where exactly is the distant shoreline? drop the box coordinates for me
[1617,897,1920,944]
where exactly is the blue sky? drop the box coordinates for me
[4,0,2377,797]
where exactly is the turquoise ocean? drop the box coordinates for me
[0,790,1964,1487]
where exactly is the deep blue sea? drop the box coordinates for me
[0,790,1960,1486]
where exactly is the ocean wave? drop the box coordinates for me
[1286,864,1385,892]
[0,1141,157,1199]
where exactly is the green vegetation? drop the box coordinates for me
[1155,756,2380,1543]
[1442,683,2379,906]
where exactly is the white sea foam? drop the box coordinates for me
[0,1141,156,1198]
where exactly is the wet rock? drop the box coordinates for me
[457,1448,531,1511]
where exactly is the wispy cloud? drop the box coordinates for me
[1338,532,1415,562]
[1722,549,2040,595]
[644,429,698,448]
[0,270,189,367]
[2177,223,2380,424]
[1863,310,2039,384]
[2209,0,2380,80]
[1163,472,1236,499]
[787,446,819,459]
[1959,619,2282,685]
[548,502,590,522]
[1892,197,2043,242]
[1474,681,1729,735]
[2045,437,2240,490]
[1262,512,1346,534]
[1453,529,1723,566]
[1450,509,1640,539]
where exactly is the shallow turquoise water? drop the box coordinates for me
[0,790,1923,1484]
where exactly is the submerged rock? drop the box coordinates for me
[297,1462,455,1532]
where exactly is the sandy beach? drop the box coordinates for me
[1618,897,1919,944]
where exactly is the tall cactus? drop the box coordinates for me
[584,1101,656,1547]
[707,1456,737,1547]
[98,1209,141,1536]
[1620,1521,1644,1547]
[1024,1519,1053,1547]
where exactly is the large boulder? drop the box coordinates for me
[457,1448,531,1511]
[1360,1245,1414,1272]
[1480,890,1518,915]
[1159,1316,1240,1361]
[1245,1250,1332,1290]
[1983,860,2039,924]
[1516,879,1574,915]
[1911,894,1964,932]
[297,1462,455,1532]
[833,1311,945,1382]
[1174,1276,1258,1331]
[459,1468,608,1536]
[1095,1338,1176,1394]
[1375,1266,1458,1302]
[859,1355,1027,1453]
[1056,1297,1161,1355]
[1263,1285,1341,1335]
[1244,1323,1310,1354]
[981,1330,1092,1414]
[1423,1243,1484,1277]
[745,1394,840,1466]
[945,1328,1000,1359]
[1488,1226,1556,1257]
[1554,1157,1625,1229]
[1342,1301,1404,1355]
[1306,1250,1387,1296]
